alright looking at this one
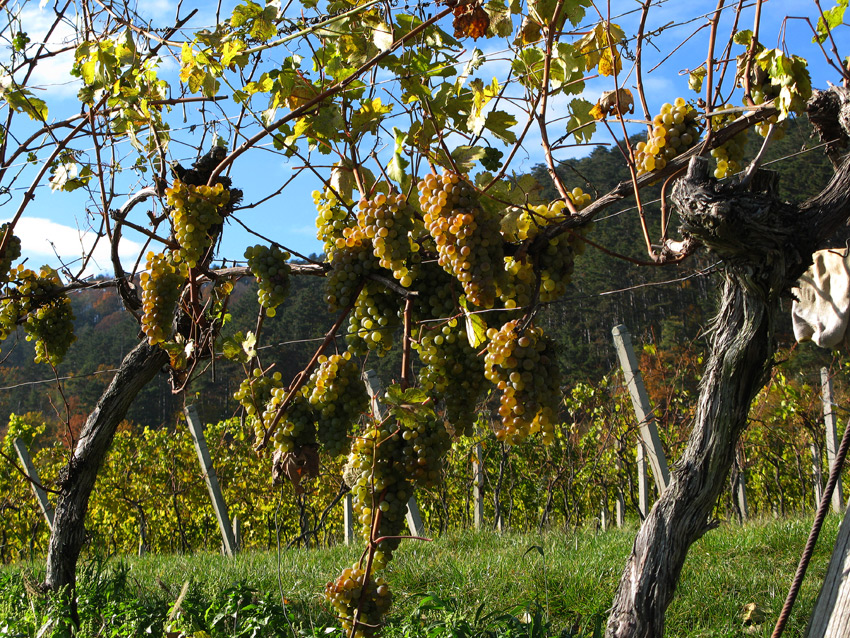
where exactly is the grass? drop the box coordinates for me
[0,514,841,637]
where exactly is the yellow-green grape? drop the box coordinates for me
[140,251,188,346]
[709,104,748,179]
[324,567,392,637]
[358,193,418,286]
[0,298,19,341]
[0,224,22,283]
[234,369,284,440]
[417,170,505,308]
[264,389,317,454]
[245,244,291,316]
[345,282,400,355]
[307,352,368,457]
[326,241,380,311]
[14,266,76,366]
[635,98,702,175]
[315,189,356,255]
[484,320,561,445]
[166,179,230,268]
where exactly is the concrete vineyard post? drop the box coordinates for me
[13,438,54,529]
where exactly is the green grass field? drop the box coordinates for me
[0,514,841,637]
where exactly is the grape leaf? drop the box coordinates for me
[567,97,596,143]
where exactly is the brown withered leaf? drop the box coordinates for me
[272,446,320,494]
[453,5,490,40]
[589,88,634,120]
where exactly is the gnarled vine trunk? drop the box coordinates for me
[43,341,168,605]
[606,86,850,638]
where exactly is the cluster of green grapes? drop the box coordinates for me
[345,421,412,570]
[346,282,400,355]
[414,320,484,437]
[417,171,504,308]
[314,188,356,254]
[245,244,291,316]
[325,242,380,311]
[324,567,392,638]
[140,251,188,346]
[233,368,284,428]
[484,321,561,445]
[634,99,702,175]
[8,266,77,366]
[395,409,452,487]
[358,193,418,286]
[166,180,230,268]
[709,105,748,179]
[500,192,592,307]
[0,224,22,283]
[306,352,368,457]
[263,388,317,454]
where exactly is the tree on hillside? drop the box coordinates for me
[1,0,848,635]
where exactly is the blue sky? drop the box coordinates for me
[1,0,843,278]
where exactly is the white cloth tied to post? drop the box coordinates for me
[792,248,850,348]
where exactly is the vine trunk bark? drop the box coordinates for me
[606,85,850,638]
[43,341,168,608]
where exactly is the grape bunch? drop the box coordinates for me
[635,99,702,175]
[358,193,418,286]
[500,191,592,306]
[263,388,317,454]
[306,352,368,457]
[245,244,291,316]
[417,171,505,309]
[0,224,22,283]
[414,320,485,437]
[166,180,230,268]
[140,251,188,346]
[325,566,392,638]
[12,266,76,366]
[315,188,356,254]
[325,242,380,311]
[346,281,401,355]
[345,421,411,570]
[394,408,452,487]
[234,368,284,438]
[709,105,748,179]
[484,321,561,445]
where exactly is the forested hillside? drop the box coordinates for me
[0,118,835,439]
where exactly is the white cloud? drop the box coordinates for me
[15,6,81,98]
[2,216,142,277]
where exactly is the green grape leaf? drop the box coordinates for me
[221,331,256,363]
[733,30,753,46]
[387,127,410,185]
[385,384,430,406]
[688,66,707,93]
[484,0,513,37]
[484,110,517,143]
[464,306,488,348]
[512,46,545,89]
[444,145,486,173]
[567,97,596,143]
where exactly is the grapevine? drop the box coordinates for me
[324,567,392,638]
[326,242,380,311]
[140,251,188,346]
[245,244,292,316]
[0,224,21,283]
[484,320,561,445]
[345,281,401,355]
[264,388,317,454]
[166,179,230,268]
[234,368,284,440]
[315,188,356,254]
[709,105,748,179]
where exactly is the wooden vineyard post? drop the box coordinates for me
[184,405,237,557]
[611,325,671,494]
[13,438,54,529]
[823,367,844,513]
[473,443,484,529]
[344,494,355,544]
[734,448,749,522]
[362,369,425,537]
[637,442,649,519]
[806,497,850,637]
